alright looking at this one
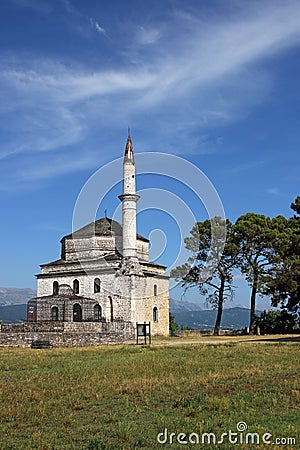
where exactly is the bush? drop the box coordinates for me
[255,309,299,334]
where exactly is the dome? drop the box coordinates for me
[62,217,149,242]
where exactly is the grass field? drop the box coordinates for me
[0,342,299,449]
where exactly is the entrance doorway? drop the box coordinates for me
[94,304,102,321]
[51,306,59,321]
[73,303,82,322]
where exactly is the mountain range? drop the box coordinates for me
[173,307,262,330]
[0,287,36,306]
[0,304,27,323]
[169,298,203,313]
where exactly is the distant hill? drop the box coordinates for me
[0,304,27,323]
[0,287,36,306]
[173,307,262,330]
[169,298,203,313]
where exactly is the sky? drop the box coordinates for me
[0,0,299,309]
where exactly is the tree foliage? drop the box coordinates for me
[263,200,300,311]
[171,196,300,334]
[233,213,283,333]
[255,309,299,334]
[291,196,300,215]
[171,217,239,335]
[169,312,179,335]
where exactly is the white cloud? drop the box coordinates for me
[267,187,281,196]
[2,0,300,183]
[0,103,85,160]
[9,0,52,13]
[90,18,106,36]
[95,21,106,35]
[4,2,300,107]
[18,151,96,181]
[136,26,161,45]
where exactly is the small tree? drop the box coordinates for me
[171,217,238,336]
[169,313,179,335]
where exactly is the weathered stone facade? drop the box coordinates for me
[27,135,169,339]
[28,285,105,322]
[0,321,134,347]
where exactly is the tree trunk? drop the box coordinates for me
[249,271,258,334]
[214,275,225,336]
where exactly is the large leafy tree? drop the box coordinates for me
[264,197,300,311]
[171,217,239,336]
[233,213,280,333]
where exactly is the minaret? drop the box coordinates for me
[118,133,140,261]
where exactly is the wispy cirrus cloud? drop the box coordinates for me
[90,18,106,36]
[9,0,52,13]
[267,187,282,196]
[136,26,161,45]
[9,0,76,14]
[1,0,300,186]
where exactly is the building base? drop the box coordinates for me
[0,321,134,348]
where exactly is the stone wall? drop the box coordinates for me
[175,329,245,337]
[37,269,118,299]
[0,321,134,348]
[63,236,116,261]
[144,275,169,336]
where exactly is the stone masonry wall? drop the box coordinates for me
[126,274,169,336]
[0,332,130,348]
[0,321,134,348]
[144,276,169,336]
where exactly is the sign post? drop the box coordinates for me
[136,321,151,345]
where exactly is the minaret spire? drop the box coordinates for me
[118,133,143,276]
[124,132,134,163]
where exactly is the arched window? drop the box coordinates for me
[154,284,157,296]
[109,296,113,322]
[51,306,58,321]
[94,304,102,321]
[53,281,59,295]
[153,306,158,322]
[94,278,101,293]
[73,279,79,294]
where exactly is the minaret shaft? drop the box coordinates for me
[118,135,140,259]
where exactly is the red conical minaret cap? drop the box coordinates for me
[124,132,134,163]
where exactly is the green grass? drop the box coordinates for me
[0,343,299,449]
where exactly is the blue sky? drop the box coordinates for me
[0,0,299,309]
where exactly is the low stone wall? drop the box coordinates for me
[0,321,134,348]
[1,321,132,334]
[174,329,245,337]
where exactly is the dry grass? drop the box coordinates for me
[0,343,299,449]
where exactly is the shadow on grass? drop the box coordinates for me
[242,335,300,343]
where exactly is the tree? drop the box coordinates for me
[264,198,300,311]
[233,213,280,333]
[291,196,300,215]
[171,217,239,336]
[169,312,179,335]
